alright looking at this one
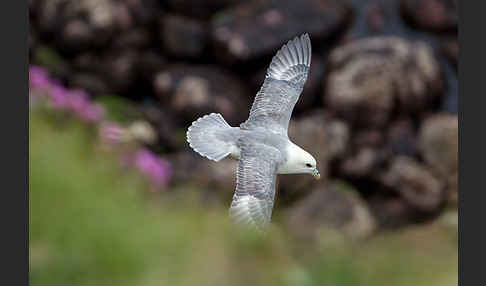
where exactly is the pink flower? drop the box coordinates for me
[134,149,172,190]
[48,85,69,109]
[29,65,52,91]
[99,122,125,145]
[78,103,105,123]
[67,89,90,113]
[65,89,104,123]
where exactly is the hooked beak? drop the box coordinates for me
[312,168,320,180]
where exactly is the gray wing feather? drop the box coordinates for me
[229,142,282,231]
[240,34,311,135]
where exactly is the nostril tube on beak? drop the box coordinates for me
[312,168,320,180]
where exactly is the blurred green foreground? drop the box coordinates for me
[30,110,457,286]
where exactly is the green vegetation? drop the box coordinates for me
[30,110,457,286]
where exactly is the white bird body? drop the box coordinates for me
[187,34,319,231]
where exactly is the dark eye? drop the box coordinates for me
[306,163,312,168]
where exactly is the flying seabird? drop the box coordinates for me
[187,33,319,231]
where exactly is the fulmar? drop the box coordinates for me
[187,34,319,231]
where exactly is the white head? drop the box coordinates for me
[277,142,320,179]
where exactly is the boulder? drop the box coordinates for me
[166,151,238,203]
[339,147,386,179]
[401,0,457,32]
[36,0,120,53]
[284,181,376,240]
[71,48,167,96]
[112,28,151,50]
[418,114,458,203]
[35,0,159,54]
[73,49,141,94]
[165,0,244,20]
[386,119,419,157]
[103,50,140,93]
[68,73,110,95]
[441,38,458,71]
[134,49,167,80]
[353,129,384,148]
[325,36,443,128]
[368,196,418,228]
[160,14,208,58]
[378,156,444,213]
[211,0,352,64]
[142,105,185,151]
[153,65,251,126]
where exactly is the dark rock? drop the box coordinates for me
[142,105,184,151]
[194,158,238,199]
[343,0,404,42]
[339,127,388,180]
[167,151,238,202]
[70,48,158,96]
[72,52,102,72]
[387,119,418,157]
[68,73,110,95]
[35,0,160,54]
[354,129,384,148]
[401,0,457,32]
[325,36,443,128]
[365,1,385,33]
[250,54,325,114]
[103,50,140,93]
[284,181,376,240]
[153,65,251,126]
[61,19,97,52]
[112,28,151,50]
[166,0,244,20]
[164,152,199,184]
[440,38,458,71]
[36,0,119,52]
[418,114,458,203]
[160,15,208,58]
[378,156,444,212]
[135,50,167,80]
[211,0,352,64]
[72,49,142,94]
[440,61,458,113]
[368,196,417,228]
[278,111,349,200]
[124,0,160,25]
[340,148,383,179]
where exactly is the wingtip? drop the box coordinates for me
[302,33,310,45]
[294,33,310,43]
[265,33,312,80]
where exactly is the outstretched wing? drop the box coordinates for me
[240,34,312,135]
[229,142,282,231]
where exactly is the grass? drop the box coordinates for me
[29,108,457,286]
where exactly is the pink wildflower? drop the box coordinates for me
[48,85,69,109]
[67,89,90,114]
[99,122,125,145]
[29,65,52,91]
[65,89,104,122]
[134,149,172,190]
[78,103,105,123]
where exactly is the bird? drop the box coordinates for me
[186,33,319,231]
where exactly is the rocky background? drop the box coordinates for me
[29,0,458,239]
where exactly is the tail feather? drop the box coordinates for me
[187,113,234,161]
